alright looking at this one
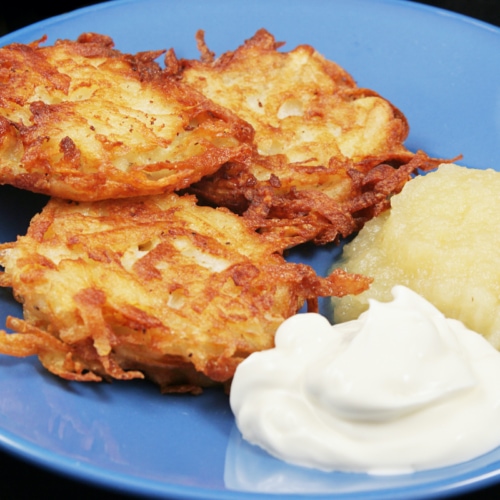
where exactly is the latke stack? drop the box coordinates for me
[0,30,438,392]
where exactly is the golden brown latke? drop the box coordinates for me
[0,193,370,393]
[168,29,443,246]
[172,29,408,165]
[0,33,254,201]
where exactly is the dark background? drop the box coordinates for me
[1,1,500,499]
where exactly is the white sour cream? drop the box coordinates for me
[230,285,500,474]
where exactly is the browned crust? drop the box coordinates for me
[0,33,255,201]
[0,193,371,392]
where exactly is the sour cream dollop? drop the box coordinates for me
[230,285,500,474]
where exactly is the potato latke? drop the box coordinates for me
[170,29,443,246]
[0,193,370,392]
[0,33,254,201]
[0,29,445,392]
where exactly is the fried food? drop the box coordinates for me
[0,33,254,201]
[0,193,370,393]
[332,164,500,348]
[189,150,439,248]
[168,29,442,246]
[174,29,409,165]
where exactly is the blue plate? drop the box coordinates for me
[1,1,500,498]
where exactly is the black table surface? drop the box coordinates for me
[1,1,500,499]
